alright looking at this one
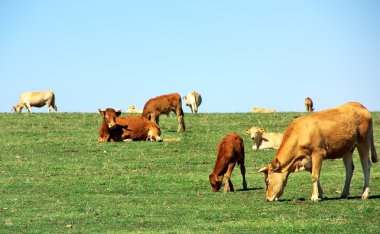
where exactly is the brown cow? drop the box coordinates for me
[258,102,378,202]
[12,91,57,113]
[98,108,162,142]
[209,133,247,192]
[142,93,186,132]
[304,97,314,112]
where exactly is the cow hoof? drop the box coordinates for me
[310,196,321,202]
[361,195,369,200]
[340,194,349,199]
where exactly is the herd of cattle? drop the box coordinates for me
[12,91,378,202]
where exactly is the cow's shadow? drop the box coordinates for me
[236,187,263,192]
[277,195,380,202]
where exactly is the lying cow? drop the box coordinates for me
[258,102,378,202]
[304,97,314,112]
[142,93,186,132]
[98,108,162,142]
[126,105,142,114]
[245,127,283,150]
[252,106,276,113]
[12,91,57,113]
[183,91,202,113]
[209,133,247,192]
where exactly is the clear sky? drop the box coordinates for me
[1,1,379,113]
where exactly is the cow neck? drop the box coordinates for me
[273,142,302,173]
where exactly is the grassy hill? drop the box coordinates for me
[1,112,379,233]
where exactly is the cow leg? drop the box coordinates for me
[177,115,186,132]
[240,163,247,190]
[223,163,235,192]
[341,153,354,198]
[191,103,198,113]
[311,150,324,201]
[26,104,32,113]
[357,144,371,199]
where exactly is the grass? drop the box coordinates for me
[0,112,379,233]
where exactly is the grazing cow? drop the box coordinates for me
[258,102,378,202]
[252,107,276,113]
[183,91,202,113]
[305,97,314,112]
[209,133,247,192]
[245,127,283,150]
[142,93,186,132]
[98,108,162,142]
[126,105,142,114]
[12,91,57,113]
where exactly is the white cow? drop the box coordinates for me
[12,91,57,113]
[126,105,142,114]
[183,91,202,113]
[245,127,283,150]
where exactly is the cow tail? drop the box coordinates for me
[371,125,378,163]
[52,93,57,111]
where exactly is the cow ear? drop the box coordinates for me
[99,109,105,116]
[262,137,269,142]
[245,129,251,134]
[271,158,281,172]
[258,166,268,173]
[115,109,122,116]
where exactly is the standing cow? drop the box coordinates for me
[183,91,202,113]
[258,102,378,202]
[209,132,247,192]
[304,97,314,112]
[142,93,186,132]
[12,91,57,113]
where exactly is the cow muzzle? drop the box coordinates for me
[108,123,116,129]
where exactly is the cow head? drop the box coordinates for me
[209,173,223,192]
[245,127,268,149]
[147,122,162,142]
[258,158,290,201]
[12,104,23,113]
[99,108,121,129]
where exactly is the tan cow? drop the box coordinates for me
[183,91,202,113]
[252,106,276,113]
[142,93,186,132]
[245,127,283,150]
[98,108,162,142]
[258,102,378,202]
[209,132,247,192]
[12,91,57,113]
[305,97,314,112]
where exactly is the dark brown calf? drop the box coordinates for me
[209,133,247,192]
[142,93,186,132]
[98,108,121,142]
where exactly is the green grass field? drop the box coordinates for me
[1,112,379,233]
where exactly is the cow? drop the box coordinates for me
[209,133,247,192]
[126,105,142,114]
[98,108,162,142]
[245,127,283,150]
[12,91,57,113]
[305,97,314,112]
[142,93,186,132]
[252,107,276,113]
[258,102,378,202]
[183,91,202,113]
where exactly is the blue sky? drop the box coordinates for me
[1,1,379,113]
